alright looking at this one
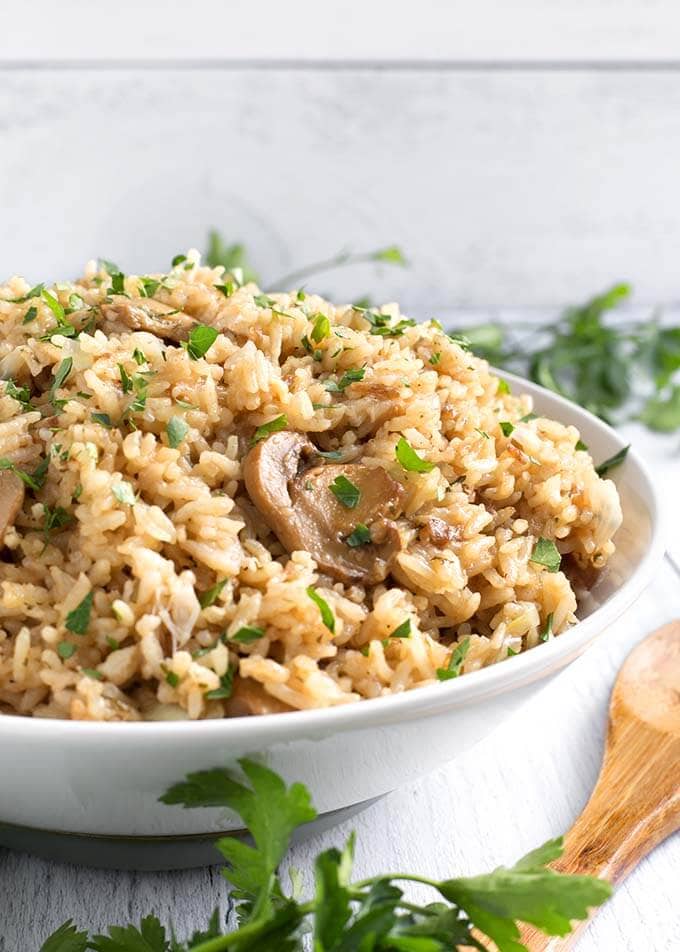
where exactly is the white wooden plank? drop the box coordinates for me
[2,69,680,308]
[4,1,680,63]
[3,561,678,949]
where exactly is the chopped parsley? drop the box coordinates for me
[41,288,66,323]
[22,305,38,324]
[215,281,235,298]
[165,669,181,687]
[91,412,113,428]
[0,458,43,492]
[254,293,276,308]
[499,421,515,437]
[205,665,236,700]
[316,449,344,461]
[310,313,331,343]
[595,445,629,477]
[42,504,72,541]
[429,352,442,366]
[530,538,562,573]
[390,619,412,639]
[4,378,32,410]
[82,667,103,681]
[519,412,538,423]
[229,625,265,644]
[251,414,287,444]
[183,324,218,360]
[395,436,435,473]
[49,357,73,408]
[329,474,360,509]
[575,439,589,451]
[65,590,94,636]
[132,348,147,366]
[112,481,136,506]
[324,367,365,392]
[296,288,306,301]
[306,586,335,633]
[497,378,511,395]
[57,641,76,660]
[109,270,126,295]
[118,364,132,394]
[138,277,160,298]
[11,283,44,303]
[171,254,187,267]
[166,415,190,449]
[540,612,554,642]
[436,636,471,680]
[346,523,371,547]
[199,578,228,609]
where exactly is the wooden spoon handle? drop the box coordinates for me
[517,719,680,950]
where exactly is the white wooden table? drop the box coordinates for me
[0,401,678,952]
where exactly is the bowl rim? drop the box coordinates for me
[1,370,665,744]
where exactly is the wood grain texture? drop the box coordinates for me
[4,1,680,63]
[1,69,680,306]
[517,621,680,950]
[1,562,678,950]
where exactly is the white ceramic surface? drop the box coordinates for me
[0,373,664,838]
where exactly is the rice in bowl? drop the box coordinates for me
[0,251,622,721]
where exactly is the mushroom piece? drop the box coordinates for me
[0,469,24,543]
[99,295,196,343]
[243,431,407,584]
[222,675,293,717]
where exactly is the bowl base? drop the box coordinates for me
[0,795,383,871]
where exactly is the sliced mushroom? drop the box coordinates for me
[99,295,196,343]
[222,675,293,716]
[418,516,460,548]
[0,470,24,543]
[243,431,408,584]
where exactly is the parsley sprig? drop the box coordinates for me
[41,759,611,951]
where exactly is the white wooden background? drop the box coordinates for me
[1,4,679,949]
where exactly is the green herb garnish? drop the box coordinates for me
[166,415,190,449]
[310,313,331,343]
[346,523,371,547]
[229,625,265,644]
[540,612,554,642]
[499,421,515,437]
[65,590,94,635]
[91,412,113,428]
[49,357,73,408]
[4,379,32,410]
[118,364,132,394]
[0,458,43,492]
[436,636,471,680]
[199,578,228,609]
[183,324,218,360]
[42,504,72,542]
[82,667,102,681]
[329,474,360,509]
[165,669,181,687]
[112,481,135,506]
[22,305,38,324]
[324,367,366,392]
[42,756,612,950]
[205,665,236,700]
[595,445,630,476]
[306,586,335,633]
[395,436,435,473]
[251,414,287,444]
[530,538,562,573]
[390,619,411,639]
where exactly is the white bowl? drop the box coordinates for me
[0,372,664,863]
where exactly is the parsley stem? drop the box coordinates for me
[189,903,316,952]
[268,251,391,291]
[351,872,441,890]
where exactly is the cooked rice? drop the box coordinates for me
[0,250,622,721]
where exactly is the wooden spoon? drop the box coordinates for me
[518,620,680,950]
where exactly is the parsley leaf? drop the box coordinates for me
[4,379,33,410]
[436,636,471,680]
[540,612,554,643]
[251,414,288,444]
[183,324,218,360]
[499,421,515,437]
[22,305,38,324]
[65,591,94,636]
[0,458,43,492]
[199,578,228,609]
[310,313,331,343]
[91,412,113,428]
[329,474,361,509]
[229,625,265,644]
[346,523,371,547]
[57,641,77,660]
[438,837,611,947]
[112,481,136,506]
[39,919,89,952]
[205,665,236,700]
[90,915,168,952]
[530,538,562,573]
[390,619,411,639]
[395,436,435,473]
[118,364,132,394]
[595,444,630,477]
[307,586,335,633]
[49,358,73,408]
[42,505,72,542]
[166,415,189,449]
[639,386,680,432]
